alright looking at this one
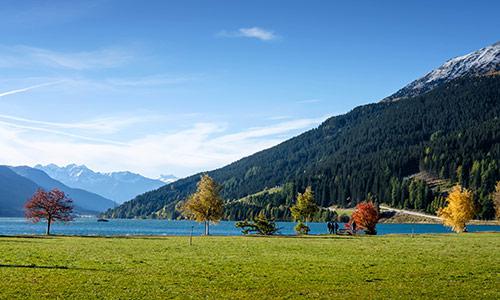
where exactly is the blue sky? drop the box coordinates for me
[0,0,499,178]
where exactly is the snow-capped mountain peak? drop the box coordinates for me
[384,41,500,101]
[157,174,178,184]
[34,164,174,204]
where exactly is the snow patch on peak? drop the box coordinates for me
[158,174,178,184]
[383,41,500,101]
[34,163,175,203]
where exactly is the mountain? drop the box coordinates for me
[157,174,178,184]
[34,164,167,204]
[0,166,39,217]
[383,41,500,101]
[105,76,500,220]
[105,44,500,221]
[10,166,117,213]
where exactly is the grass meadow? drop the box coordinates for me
[0,233,498,299]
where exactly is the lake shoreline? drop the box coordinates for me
[1,230,500,239]
[1,218,499,236]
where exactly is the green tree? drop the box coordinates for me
[290,186,318,222]
[182,175,224,235]
[235,211,279,235]
[290,186,318,234]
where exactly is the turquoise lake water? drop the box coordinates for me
[0,218,499,236]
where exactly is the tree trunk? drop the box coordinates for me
[205,221,209,235]
[46,216,52,235]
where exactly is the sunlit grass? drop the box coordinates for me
[0,233,498,299]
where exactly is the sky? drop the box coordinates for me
[0,0,499,178]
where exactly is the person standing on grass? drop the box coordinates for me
[334,221,339,234]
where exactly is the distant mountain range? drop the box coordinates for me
[0,165,117,217]
[105,41,500,221]
[35,164,176,204]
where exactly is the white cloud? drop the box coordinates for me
[103,74,197,87]
[0,45,132,70]
[217,27,278,41]
[0,116,325,177]
[0,81,63,97]
[0,120,127,146]
[267,115,291,121]
[297,99,322,104]
[0,113,153,135]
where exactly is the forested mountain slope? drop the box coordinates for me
[0,166,39,217]
[105,75,500,220]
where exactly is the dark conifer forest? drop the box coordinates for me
[105,75,500,220]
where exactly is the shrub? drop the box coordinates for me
[294,221,310,235]
[236,212,279,235]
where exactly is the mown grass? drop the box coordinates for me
[0,233,499,299]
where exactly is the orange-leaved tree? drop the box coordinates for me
[351,201,379,235]
[438,185,475,233]
[25,189,74,235]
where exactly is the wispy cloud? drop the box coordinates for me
[217,27,278,41]
[104,74,197,87]
[214,118,322,144]
[0,113,154,135]
[297,99,322,104]
[0,81,63,97]
[0,45,132,70]
[267,115,292,121]
[0,120,127,146]
[0,116,325,177]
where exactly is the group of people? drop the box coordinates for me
[327,220,339,234]
[327,220,357,235]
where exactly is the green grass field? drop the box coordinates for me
[0,233,499,299]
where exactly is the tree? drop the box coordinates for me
[25,189,73,235]
[182,175,224,235]
[438,185,475,233]
[351,201,379,235]
[236,212,279,235]
[290,186,318,234]
[493,181,500,221]
[290,186,318,222]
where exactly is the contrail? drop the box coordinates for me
[0,120,129,146]
[0,81,63,98]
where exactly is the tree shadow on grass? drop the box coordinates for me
[0,264,100,271]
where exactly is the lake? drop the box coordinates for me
[0,218,499,236]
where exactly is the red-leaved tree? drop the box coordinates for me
[351,201,379,235]
[25,189,74,235]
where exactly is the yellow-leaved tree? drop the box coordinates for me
[438,185,475,233]
[290,186,318,234]
[291,186,318,222]
[182,175,224,235]
[494,181,500,221]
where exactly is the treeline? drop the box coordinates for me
[104,76,500,220]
